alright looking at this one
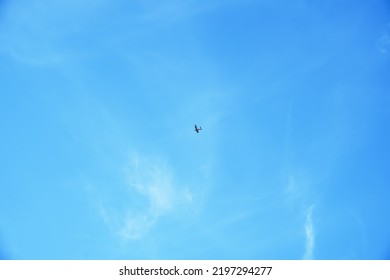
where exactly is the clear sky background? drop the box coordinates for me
[0,0,389,260]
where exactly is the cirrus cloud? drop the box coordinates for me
[98,153,196,240]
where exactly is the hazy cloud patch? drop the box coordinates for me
[97,153,196,240]
[377,23,390,55]
[284,172,311,208]
[0,0,109,66]
[303,204,315,259]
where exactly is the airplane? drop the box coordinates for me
[194,125,202,133]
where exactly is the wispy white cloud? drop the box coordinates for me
[130,0,246,25]
[0,0,109,66]
[283,173,316,259]
[303,204,315,259]
[377,23,390,55]
[132,0,202,24]
[378,34,390,54]
[284,172,311,209]
[98,153,196,240]
[125,155,173,214]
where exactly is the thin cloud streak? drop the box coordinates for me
[377,22,390,55]
[303,204,315,259]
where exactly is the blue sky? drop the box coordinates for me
[0,0,389,260]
